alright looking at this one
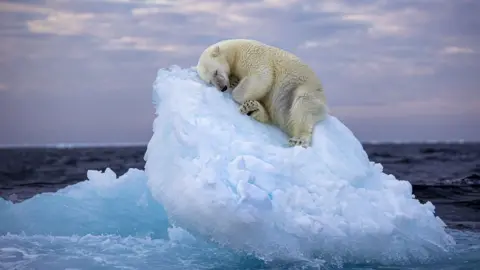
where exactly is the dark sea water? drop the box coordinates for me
[0,143,479,269]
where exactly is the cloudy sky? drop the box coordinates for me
[0,0,479,145]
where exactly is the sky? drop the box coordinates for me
[0,0,479,145]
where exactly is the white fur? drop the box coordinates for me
[196,39,328,147]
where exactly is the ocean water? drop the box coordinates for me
[0,143,479,269]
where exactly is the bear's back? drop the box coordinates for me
[219,39,318,83]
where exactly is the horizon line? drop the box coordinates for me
[1,139,479,149]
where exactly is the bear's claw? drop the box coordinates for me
[240,100,270,123]
[288,137,310,148]
[239,100,259,115]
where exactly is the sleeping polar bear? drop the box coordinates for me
[196,38,329,148]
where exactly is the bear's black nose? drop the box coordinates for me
[221,86,228,92]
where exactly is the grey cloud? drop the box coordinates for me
[13,0,46,4]
[1,0,479,144]
[44,0,138,14]
[0,90,155,145]
[0,13,34,37]
[343,114,480,142]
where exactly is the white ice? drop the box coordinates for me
[144,65,456,263]
[0,64,476,268]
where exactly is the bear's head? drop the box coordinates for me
[196,45,231,92]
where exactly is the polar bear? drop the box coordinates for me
[196,39,328,148]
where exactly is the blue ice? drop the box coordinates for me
[0,65,478,269]
[145,66,456,262]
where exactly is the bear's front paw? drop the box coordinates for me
[239,100,259,115]
[288,137,311,148]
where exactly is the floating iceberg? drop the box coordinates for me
[1,65,468,269]
[144,65,456,263]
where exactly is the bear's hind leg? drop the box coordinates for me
[239,100,270,124]
[288,121,314,148]
[287,108,314,148]
[286,88,322,148]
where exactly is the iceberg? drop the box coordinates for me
[144,66,455,263]
[3,65,476,269]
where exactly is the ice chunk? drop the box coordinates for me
[144,65,456,263]
[0,168,169,238]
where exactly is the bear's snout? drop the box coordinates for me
[221,86,228,92]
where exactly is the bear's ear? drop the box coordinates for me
[211,45,220,57]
